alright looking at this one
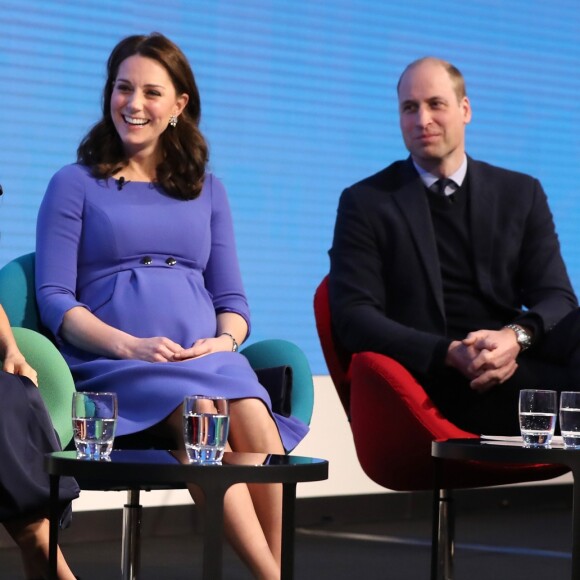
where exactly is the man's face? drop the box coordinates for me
[398,61,471,175]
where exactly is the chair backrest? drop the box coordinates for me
[0,252,45,332]
[313,276,352,415]
[241,338,314,426]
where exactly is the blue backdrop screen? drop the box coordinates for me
[1,1,579,373]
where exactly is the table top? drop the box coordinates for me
[45,450,329,489]
[432,437,580,470]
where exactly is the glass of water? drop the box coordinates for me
[72,392,117,460]
[183,395,230,464]
[560,391,580,449]
[518,389,557,447]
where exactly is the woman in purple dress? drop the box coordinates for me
[36,33,308,579]
[0,304,79,579]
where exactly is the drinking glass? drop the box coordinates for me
[560,391,580,449]
[518,389,557,447]
[72,392,118,460]
[183,395,230,464]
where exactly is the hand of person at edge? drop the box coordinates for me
[3,350,39,386]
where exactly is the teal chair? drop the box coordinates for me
[0,251,315,579]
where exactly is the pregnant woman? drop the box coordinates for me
[36,32,308,579]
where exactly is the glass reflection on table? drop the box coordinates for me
[171,450,270,466]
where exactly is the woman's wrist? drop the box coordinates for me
[219,332,239,352]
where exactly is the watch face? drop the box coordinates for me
[516,328,531,349]
[506,324,531,350]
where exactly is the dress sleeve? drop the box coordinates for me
[35,164,90,339]
[203,174,251,335]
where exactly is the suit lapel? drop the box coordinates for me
[392,160,446,320]
[388,157,498,325]
[467,159,496,297]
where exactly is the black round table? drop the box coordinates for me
[432,438,579,579]
[45,450,328,580]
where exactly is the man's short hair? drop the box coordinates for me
[397,57,467,102]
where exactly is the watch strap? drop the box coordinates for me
[504,323,532,352]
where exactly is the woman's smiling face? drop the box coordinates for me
[111,54,188,159]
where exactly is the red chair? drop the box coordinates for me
[314,275,568,579]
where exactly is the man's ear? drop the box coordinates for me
[462,96,472,125]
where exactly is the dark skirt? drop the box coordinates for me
[0,371,79,523]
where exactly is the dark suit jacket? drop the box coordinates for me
[328,156,578,377]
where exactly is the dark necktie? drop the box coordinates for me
[432,178,455,197]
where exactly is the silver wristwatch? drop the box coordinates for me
[504,324,532,352]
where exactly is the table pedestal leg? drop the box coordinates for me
[431,458,454,580]
[122,489,142,580]
[49,474,60,580]
[437,489,454,580]
[201,484,227,580]
[281,483,297,580]
[572,469,580,580]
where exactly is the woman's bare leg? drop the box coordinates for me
[164,403,282,579]
[4,516,76,579]
[228,398,285,564]
[220,482,280,579]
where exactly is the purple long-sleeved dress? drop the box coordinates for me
[35,164,308,451]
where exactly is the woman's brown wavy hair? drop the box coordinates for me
[77,33,208,200]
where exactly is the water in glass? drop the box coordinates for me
[183,412,230,463]
[560,407,580,448]
[519,412,556,446]
[73,417,116,459]
[72,391,117,460]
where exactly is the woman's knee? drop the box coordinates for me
[228,398,282,452]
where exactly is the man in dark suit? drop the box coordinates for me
[328,56,580,434]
